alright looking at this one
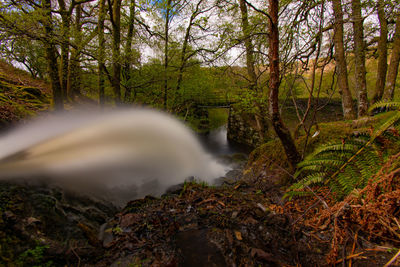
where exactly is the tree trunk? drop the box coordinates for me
[42,0,63,110]
[111,0,122,105]
[331,0,356,120]
[383,12,400,100]
[372,0,388,103]
[58,0,70,101]
[123,0,135,103]
[268,0,301,172]
[351,0,368,117]
[163,0,172,110]
[98,0,106,107]
[239,0,257,90]
[67,4,82,101]
[239,0,267,139]
[176,10,195,94]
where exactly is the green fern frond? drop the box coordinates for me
[284,190,313,200]
[288,103,400,200]
[297,159,344,168]
[288,172,327,190]
[369,101,400,111]
[371,112,400,140]
[307,143,361,158]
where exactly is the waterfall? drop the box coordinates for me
[0,108,227,205]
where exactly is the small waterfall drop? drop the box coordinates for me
[0,108,227,205]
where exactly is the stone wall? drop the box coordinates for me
[227,106,267,148]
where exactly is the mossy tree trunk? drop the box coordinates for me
[351,0,368,117]
[42,0,63,110]
[110,0,122,105]
[372,0,388,103]
[239,0,257,90]
[268,0,301,172]
[383,12,400,101]
[98,0,106,107]
[67,4,82,101]
[239,0,267,140]
[123,0,135,103]
[331,0,356,120]
[58,0,70,102]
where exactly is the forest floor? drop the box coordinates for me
[0,169,396,266]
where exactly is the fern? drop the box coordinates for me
[285,103,400,200]
[370,101,400,111]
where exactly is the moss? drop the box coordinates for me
[246,114,400,185]
[246,120,375,182]
[0,67,50,126]
[15,245,53,267]
[0,83,49,126]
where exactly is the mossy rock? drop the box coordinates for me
[16,87,49,103]
[0,80,16,92]
[0,181,117,265]
[0,68,50,128]
[19,87,43,98]
[0,88,49,128]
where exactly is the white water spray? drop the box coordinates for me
[0,109,227,205]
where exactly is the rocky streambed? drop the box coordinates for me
[0,172,329,266]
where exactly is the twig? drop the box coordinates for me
[334,252,366,264]
[384,249,400,267]
[393,217,400,230]
[349,232,358,267]
[70,243,81,267]
[379,218,400,240]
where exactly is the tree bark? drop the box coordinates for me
[176,4,197,94]
[239,0,267,139]
[331,0,356,120]
[67,4,82,101]
[383,12,400,100]
[268,0,301,172]
[351,0,368,117]
[98,0,106,107]
[42,0,63,110]
[111,0,122,105]
[123,0,135,103]
[239,0,257,90]
[163,0,172,110]
[372,0,388,103]
[58,0,70,101]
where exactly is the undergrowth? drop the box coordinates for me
[286,101,400,200]
[282,101,400,264]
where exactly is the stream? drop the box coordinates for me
[198,125,252,185]
[198,125,252,156]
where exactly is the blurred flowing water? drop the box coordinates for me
[0,109,228,206]
[198,125,252,156]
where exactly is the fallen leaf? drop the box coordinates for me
[234,231,242,240]
[250,248,274,261]
[217,201,225,207]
